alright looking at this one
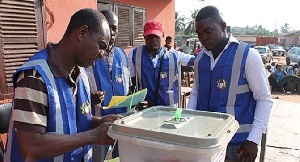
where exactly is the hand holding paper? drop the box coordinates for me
[104,89,147,109]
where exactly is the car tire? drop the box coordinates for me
[268,74,278,92]
[286,57,290,65]
[277,75,300,93]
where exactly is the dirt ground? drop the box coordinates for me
[271,92,300,103]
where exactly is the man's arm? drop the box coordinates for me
[239,47,273,160]
[176,50,195,66]
[186,84,197,110]
[245,48,273,144]
[17,123,113,159]
[13,70,116,159]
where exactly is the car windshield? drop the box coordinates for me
[297,48,300,55]
[270,45,282,49]
[288,47,297,54]
[255,48,266,54]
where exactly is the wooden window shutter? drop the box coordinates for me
[97,1,113,11]
[115,5,132,47]
[133,8,145,47]
[97,2,146,48]
[0,0,44,98]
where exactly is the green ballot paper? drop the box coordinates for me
[103,89,147,109]
[174,108,183,121]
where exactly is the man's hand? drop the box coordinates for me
[91,115,122,145]
[99,114,122,125]
[93,122,115,145]
[238,140,258,162]
[91,91,105,105]
[92,114,122,128]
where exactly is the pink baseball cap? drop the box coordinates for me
[143,20,164,37]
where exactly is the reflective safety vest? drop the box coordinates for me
[87,47,130,116]
[5,49,93,162]
[194,42,256,145]
[133,45,179,107]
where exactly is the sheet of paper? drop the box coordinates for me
[103,89,147,109]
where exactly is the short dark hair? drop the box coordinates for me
[166,36,172,40]
[101,10,116,19]
[65,8,106,35]
[196,6,223,22]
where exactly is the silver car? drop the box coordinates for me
[286,47,300,65]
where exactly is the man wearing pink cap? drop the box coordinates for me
[128,20,194,108]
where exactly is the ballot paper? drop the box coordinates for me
[104,89,147,109]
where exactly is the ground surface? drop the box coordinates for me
[272,92,300,103]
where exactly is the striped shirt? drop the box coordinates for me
[13,67,80,134]
[13,69,48,133]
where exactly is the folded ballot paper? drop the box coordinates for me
[103,89,147,109]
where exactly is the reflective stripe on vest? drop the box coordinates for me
[226,42,252,133]
[86,66,101,117]
[7,51,92,161]
[167,51,176,107]
[28,59,66,135]
[194,51,204,95]
[115,47,130,94]
[135,47,177,106]
[86,47,130,116]
[194,42,253,134]
[135,46,143,90]
[5,58,66,162]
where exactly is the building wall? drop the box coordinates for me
[45,0,175,45]
[0,0,175,102]
[110,0,175,41]
[281,35,300,46]
[256,37,278,46]
[45,0,97,43]
[234,35,256,44]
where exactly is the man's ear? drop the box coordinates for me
[221,22,227,32]
[78,25,89,41]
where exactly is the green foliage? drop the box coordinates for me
[184,9,200,36]
[231,24,291,37]
[281,23,291,33]
[175,11,293,37]
[175,12,186,35]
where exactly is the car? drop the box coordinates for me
[285,47,300,65]
[268,44,286,56]
[254,46,273,64]
[186,37,202,53]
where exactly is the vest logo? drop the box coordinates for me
[80,101,91,116]
[116,75,123,83]
[217,79,227,90]
[160,72,168,79]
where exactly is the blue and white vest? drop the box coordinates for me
[194,42,256,145]
[132,45,179,107]
[87,47,130,116]
[5,49,93,162]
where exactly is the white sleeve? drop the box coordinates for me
[186,78,198,110]
[245,48,273,144]
[128,49,135,78]
[176,51,195,66]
